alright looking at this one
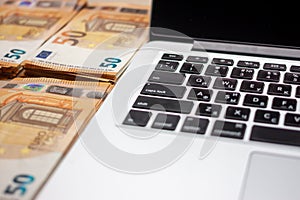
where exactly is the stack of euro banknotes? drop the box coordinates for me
[0,0,150,199]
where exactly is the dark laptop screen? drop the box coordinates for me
[151,0,300,49]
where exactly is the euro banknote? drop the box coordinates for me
[23,2,150,82]
[0,0,86,78]
[0,77,112,200]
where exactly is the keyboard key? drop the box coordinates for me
[257,70,280,82]
[123,110,152,127]
[225,106,250,121]
[237,60,260,68]
[230,68,254,79]
[205,65,228,77]
[211,120,246,139]
[196,103,222,117]
[215,91,240,105]
[181,117,209,134]
[133,96,194,114]
[162,53,183,61]
[187,88,212,101]
[251,126,300,147]
[187,75,212,88]
[155,60,179,72]
[243,94,268,108]
[141,83,186,98]
[272,97,297,111]
[240,81,264,94]
[290,65,300,73]
[254,110,280,124]
[148,71,185,85]
[296,86,300,98]
[267,83,291,97]
[213,78,237,91]
[212,58,234,66]
[152,113,180,130]
[186,56,208,63]
[285,113,300,127]
[179,62,203,74]
[284,72,300,85]
[263,63,286,71]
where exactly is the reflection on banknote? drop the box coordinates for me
[23,2,150,82]
[0,0,86,78]
[0,77,112,200]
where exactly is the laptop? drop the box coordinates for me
[36,0,300,199]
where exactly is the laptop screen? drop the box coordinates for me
[151,0,300,49]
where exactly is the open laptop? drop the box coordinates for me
[36,0,300,199]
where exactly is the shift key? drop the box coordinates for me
[133,96,194,114]
[148,71,185,85]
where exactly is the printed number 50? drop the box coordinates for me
[4,49,26,60]
[99,58,121,68]
[4,174,35,196]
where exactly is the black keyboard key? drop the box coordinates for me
[133,96,194,114]
[196,103,222,117]
[272,97,297,111]
[296,86,300,98]
[152,113,180,130]
[148,71,185,85]
[141,83,186,98]
[155,60,179,72]
[186,56,208,63]
[251,126,300,147]
[263,63,286,71]
[187,75,212,88]
[240,81,264,94]
[215,91,240,105]
[291,65,300,73]
[285,113,300,127]
[211,120,246,139]
[284,72,300,85]
[187,88,212,101]
[225,106,250,121]
[205,65,228,77]
[268,83,291,97]
[179,62,203,74]
[243,94,268,108]
[237,60,260,68]
[162,53,183,61]
[212,58,234,66]
[181,117,209,134]
[213,78,237,91]
[257,70,280,82]
[123,110,152,127]
[231,68,254,79]
[254,110,280,124]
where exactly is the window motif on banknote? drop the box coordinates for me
[85,17,147,35]
[3,13,59,28]
[0,94,80,134]
[0,11,61,40]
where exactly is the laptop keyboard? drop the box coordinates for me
[123,52,300,147]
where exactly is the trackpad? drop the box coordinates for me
[240,152,300,200]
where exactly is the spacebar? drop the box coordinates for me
[251,126,300,147]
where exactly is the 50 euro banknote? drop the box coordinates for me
[0,0,86,78]
[0,77,112,200]
[23,2,150,82]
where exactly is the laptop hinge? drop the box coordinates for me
[192,40,300,60]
